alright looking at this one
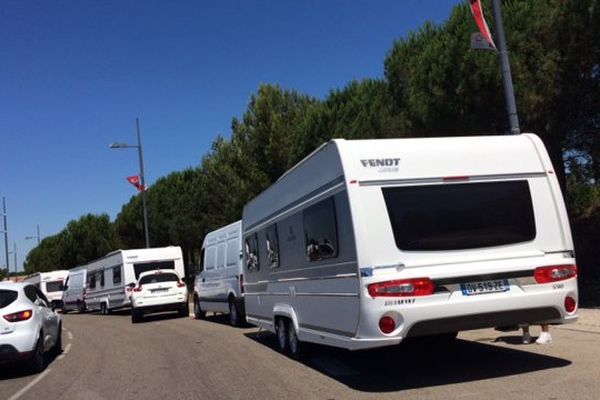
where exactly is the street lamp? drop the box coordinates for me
[8,242,16,281]
[25,224,41,245]
[109,117,150,248]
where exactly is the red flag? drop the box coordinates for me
[469,0,496,49]
[126,175,144,192]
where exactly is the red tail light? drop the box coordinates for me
[3,309,33,322]
[368,278,435,298]
[177,282,186,288]
[565,296,577,313]
[133,285,143,292]
[379,316,396,334]
[534,265,578,284]
[240,274,244,294]
[83,288,87,300]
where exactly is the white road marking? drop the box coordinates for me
[67,331,73,340]
[64,343,72,354]
[7,368,52,400]
[311,355,359,377]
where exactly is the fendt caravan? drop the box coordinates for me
[80,246,185,314]
[242,134,578,357]
[23,270,69,309]
[193,221,245,326]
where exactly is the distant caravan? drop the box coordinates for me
[72,246,185,315]
[193,221,245,326]
[242,134,578,357]
[23,270,69,309]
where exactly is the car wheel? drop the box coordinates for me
[131,308,141,324]
[178,303,189,318]
[229,299,240,327]
[52,325,63,357]
[276,318,288,353]
[287,322,302,360]
[194,297,206,320]
[28,334,46,373]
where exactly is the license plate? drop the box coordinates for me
[460,279,510,296]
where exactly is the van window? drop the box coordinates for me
[205,247,217,270]
[217,243,226,269]
[303,198,339,262]
[382,181,536,251]
[113,266,122,285]
[226,239,239,267]
[245,234,259,272]
[265,224,280,268]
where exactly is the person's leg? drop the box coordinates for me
[522,325,531,344]
[536,324,552,344]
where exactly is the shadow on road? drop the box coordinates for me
[244,332,572,392]
[0,347,62,381]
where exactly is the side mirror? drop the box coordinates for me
[61,284,68,291]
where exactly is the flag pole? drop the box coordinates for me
[491,0,520,135]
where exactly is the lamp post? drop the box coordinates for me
[8,242,16,282]
[25,224,41,245]
[2,197,9,275]
[110,117,150,248]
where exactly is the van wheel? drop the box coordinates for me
[77,300,85,313]
[276,318,288,353]
[287,323,302,359]
[178,303,189,318]
[28,334,46,373]
[194,297,205,319]
[61,303,68,314]
[229,299,241,327]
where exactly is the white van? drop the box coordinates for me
[61,268,87,313]
[23,270,69,309]
[242,134,578,357]
[193,221,245,326]
[81,246,185,314]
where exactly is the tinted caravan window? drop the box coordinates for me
[382,181,536,251]
[303,198,338,261]
[245,234,259,272]
[265,224,280,268]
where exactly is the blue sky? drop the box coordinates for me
[0,0,461,272]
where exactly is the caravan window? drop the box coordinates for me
[303,198,339,262]
[45,281,63,293]
[382,181,536,251]
[97,271,105,288]
[133,260,176,279]
[245,234,259,272]
[205,247,217,270]
[226,239,239,267]
[113,266,122,285]
[89,274,96,289]
[217,243,226,269]
[265,224,280,268]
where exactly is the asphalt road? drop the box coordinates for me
[1,309,599,400]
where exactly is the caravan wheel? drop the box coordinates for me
[229,299,241,327]
[100,302,110,315]
[276,318,288,353]
[287,323,301,359]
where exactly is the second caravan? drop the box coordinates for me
[79,246,185,314]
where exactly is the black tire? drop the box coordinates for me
[61,303,68,314]
[52,325,63,358]
[77,300,85,313]
[229,298,241,327]
[194,297,206,320]
[100,303,107,315]
[131,308,142,324]
[27,334,46,374]
[178,303,189,318]
[276,318,288,353]
[287,322,302,360]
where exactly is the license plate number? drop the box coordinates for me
[460,279,509,296]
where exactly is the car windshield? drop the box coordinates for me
[0,290,18,309]
[45,281,63,292]
[139,273,179,285]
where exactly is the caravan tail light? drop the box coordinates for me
[368,278,435,298]
[133,285,143,292]
[239,274,244,294]
[565,296,577,313]
[3,310,33,323]
[534,265,578,284]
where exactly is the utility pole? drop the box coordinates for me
[2,197,8,275]
[136,118,150,249]
[491,0,520,135]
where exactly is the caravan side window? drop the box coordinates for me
[245,234,259,272]
[113,266,122,285]
[303,198,339,262]
[265,224,280,268]
[97,271,105,288]
[89,274,96,289]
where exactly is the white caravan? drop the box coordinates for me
[23,270,69,309]
[193,221,245,326]
[61,268,87,313]
[242,134,578,356]
[81,246,185,314]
